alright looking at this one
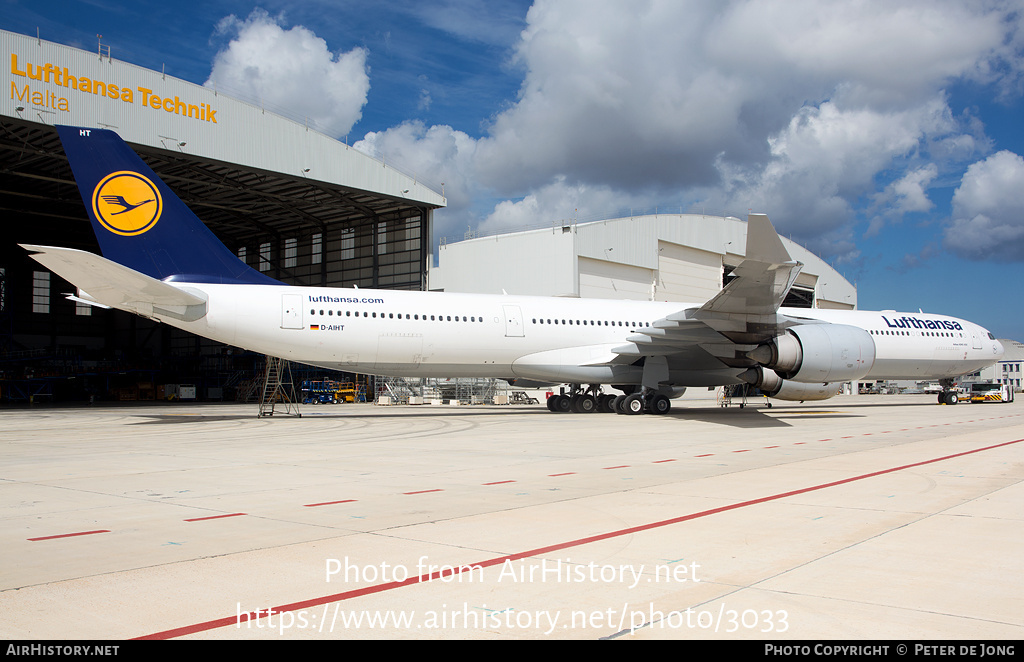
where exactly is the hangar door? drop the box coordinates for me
[578,257,653,300]
[657,242,722,302]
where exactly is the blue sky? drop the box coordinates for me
[5,1,1024,339]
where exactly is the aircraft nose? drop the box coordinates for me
[994,338,1005,359]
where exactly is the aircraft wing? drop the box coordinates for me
[611,214,805,369]
[21,244,208,322]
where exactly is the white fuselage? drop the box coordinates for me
[161,284,1003,386]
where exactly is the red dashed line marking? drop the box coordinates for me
[184,513,246,522]
[28,529,110,541]
[42,413,1012,542]
[137,437,1024,640]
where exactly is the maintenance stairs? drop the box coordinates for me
[258,356,301,417]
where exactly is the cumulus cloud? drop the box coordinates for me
[351,0,1022,264]
[354,121,480,238]
[945,151,1024,261]
[206,9,370,137]
[477,177,650,236]
[700,98,958,246]
[471,0,1015,198]
[889,165,940,214]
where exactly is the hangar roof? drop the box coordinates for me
[1,29,444,252]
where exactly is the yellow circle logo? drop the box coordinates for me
[91,171,163,236]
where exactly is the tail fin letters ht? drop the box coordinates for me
[55,125,281,285]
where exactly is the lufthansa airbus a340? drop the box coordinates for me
[23,126,1004,415]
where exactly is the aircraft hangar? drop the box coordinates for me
[0,29,444,402]
[429,215,857,310]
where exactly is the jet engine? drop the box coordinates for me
[739,366,839,401]
[746,324,876,384]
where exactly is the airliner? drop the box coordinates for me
[22,126,1004,414]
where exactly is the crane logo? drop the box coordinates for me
[91,171,163,236]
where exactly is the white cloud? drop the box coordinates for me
[701,99,957,238]
[890,165,939,214]
[354,121,479,237]
[945,151,1024,261]
[477,177,647,237]
[471,0,1015,196]
[347,1,1022,261]
[206,9,370,138]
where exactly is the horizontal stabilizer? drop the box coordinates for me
[21,244,207,322]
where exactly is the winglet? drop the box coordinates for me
[745,213,792,264]
[688,213,803,342]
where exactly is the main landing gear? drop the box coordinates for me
[547,385,672,415]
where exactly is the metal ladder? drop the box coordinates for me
[258,356,301,417]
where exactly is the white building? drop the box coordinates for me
[429,214,856,310]
[971,339,1024,391]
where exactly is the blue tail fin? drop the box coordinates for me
[56,125,281,285]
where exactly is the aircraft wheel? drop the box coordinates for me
[574,394,597,413]
[946,392,959,405]
[612,395,627,415]
[937,392,945,405]
[547,395,567,412]
[648,394,671,415]
[624,393,646,415]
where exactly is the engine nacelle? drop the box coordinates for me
[748,324,875,384]
[656,386,688,399]
[738,366,839,402]
[769,380,840,402]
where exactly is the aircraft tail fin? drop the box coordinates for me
[54,125,280,285]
